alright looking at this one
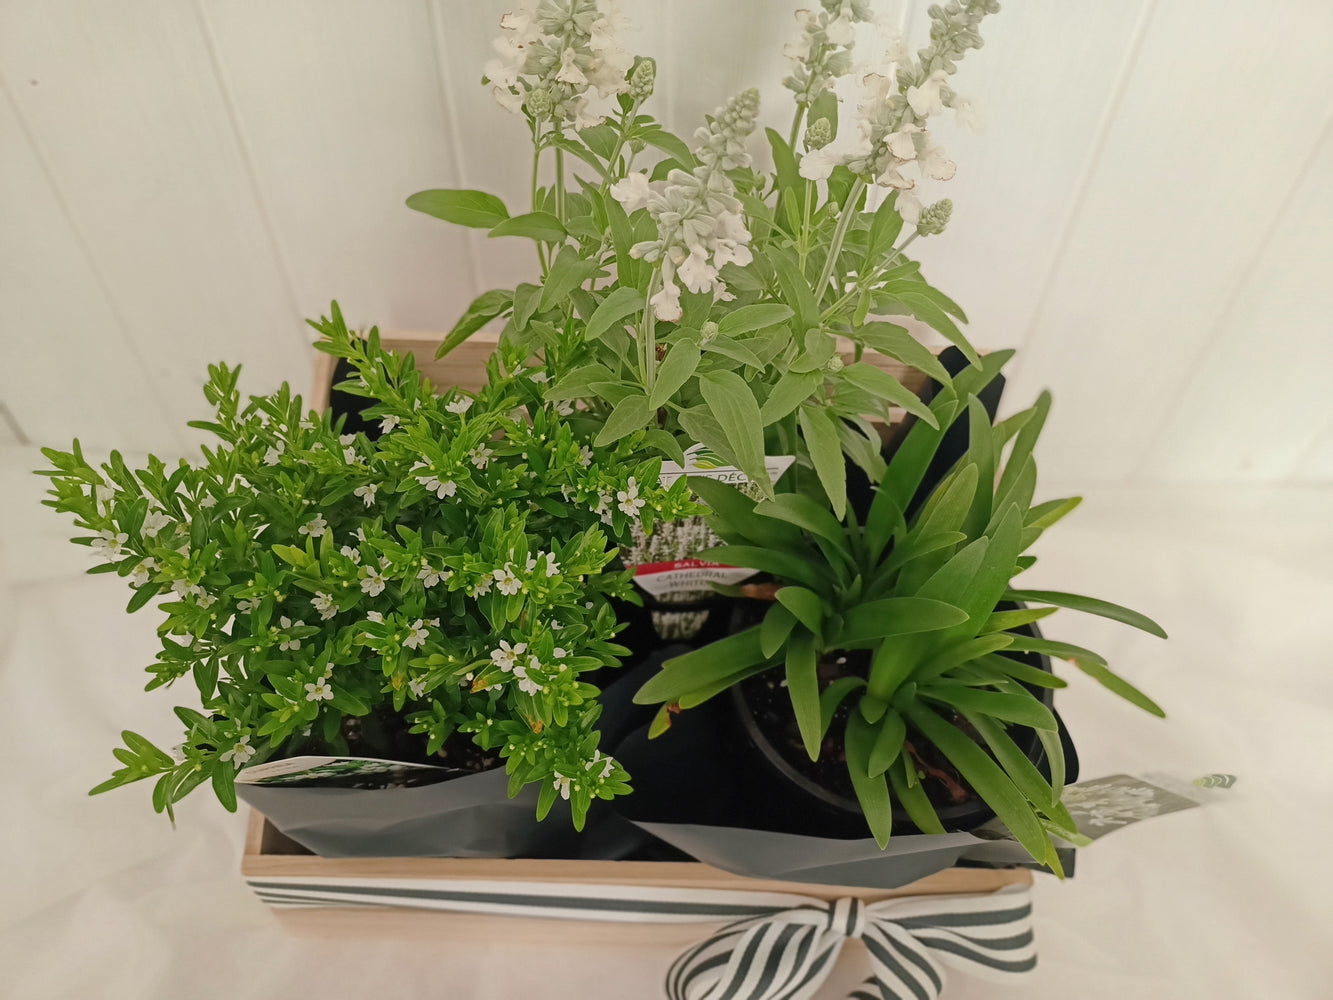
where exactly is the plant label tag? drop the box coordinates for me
[629,558,759,598]
[656,444,796,489]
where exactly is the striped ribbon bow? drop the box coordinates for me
[667,886,1035,1000]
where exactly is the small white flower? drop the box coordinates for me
[577,445,593,468]
[378,414,400,434]
[199,493,217,508]
[304,678,334,702]
[91,529,129,561]
[490,640,527,672]
[299,515,328,538]
[312,592,337,620]
[798,146,841,181]
[885,125,919,161]
[129,558,156,587]
[617,477,645,517]
[365,611,384,624]
[237,598,258,613]
[93,484,115,509]
[343,446,358,463]
[512,658,542,696]
[263,442,285,466]
[545,556,561,578]
[468,445,493,470]
[554,400,574,416]
[141,510,172,538]
[906,69,949,117]
[219,734,255,769]
[300,418,315,431]
[196,590,217,609]
[525,555,539,574]
[493,565,522,596]
[592,492,613,523]
[340,544,362,564]
[278,616,304,651]
[676,246,718,295]
[445,397,473,415]
[353,484,378,507]
[529,370,550,384]
[610,172,652,213]
[471,577,493,597]
[649,278,682,322]
[919,144,957,181]
[553,773,572,800]
[416,471,457,499]
[417,561,449,588]
[360,566,387,597]
[403,619,429,650]
[426,617,440,627]
[408,677,427,699]
[340,434,356,445]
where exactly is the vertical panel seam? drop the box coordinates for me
[427,0,484,299]
[193,0,308,354]
[1133,109,1333,483]
[1004,0,1158,387]
[0,67,187,454]
[1289,413,1333,483]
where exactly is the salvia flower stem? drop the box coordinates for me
[815,175,868,297]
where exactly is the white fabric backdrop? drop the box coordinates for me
[3,446,1331,998]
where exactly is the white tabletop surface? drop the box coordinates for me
[4,444,1331,999]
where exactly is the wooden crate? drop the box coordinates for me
[245,332,1024,933]
[243,811,1032,937]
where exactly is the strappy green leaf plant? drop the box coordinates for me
[635,354,1167,867]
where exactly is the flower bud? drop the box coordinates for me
[823,353,845,374]
[804,117,833,150]
[628,57,656,100]
[700,321,719,343]
[916,198,953,237]
[525,86,555,121]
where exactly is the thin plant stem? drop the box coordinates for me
[815,176,867,303]
[788,104,807,150]
[798,178,814,275]
[640,270,661,393]
[554,145,567,224]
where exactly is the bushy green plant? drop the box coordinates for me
[38,304,695,828]
[634,352,1167,867]
[406,0,1004,516]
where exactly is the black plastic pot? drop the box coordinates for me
[726,624,1079,840]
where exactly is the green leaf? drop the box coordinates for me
[866,190,904,259]
[650,342,700,408]
[643,429,686,465]
[809,89,839,140]
[702,334,765,370]
[406,188,509,229]
[854,322,949,384]
[765,128,805,224]
[698,370,771,498]
[785,630,821,759]
[819,676,865,736]
[1004,589,1168,638]
[839,362,938,426]
[1071,660,1167,718]
[903,701,1048,861]
[975,653,1068,690]
[699,545,829,591]
[834,598,969,646]
[769,247,820,331]
[584,285,644,342]
[921,684,1058,731]
[966,714,1072,820]
[125,583,160,613]
[867,709,907,777]
[889,754,946,834]
[438,282,512,357]
[754,493,846,548]
[797,404,846,519]
[488,211,566,242]
[689,477,801,549]
[211,762,238,812]
[760,602,798,658]
[962,397,995,536]
[547,362,617,400]
[717,303,794,337]
[897,291,979,365]
[775,586,825,637]
[759,370,822,425]
[541,245,601,311]
[634,626,767,704]
[594,393,651,447]
[677,408,742,471]
[981,606,1058,633]
[845,712,893,847]
[996,391,1049,503]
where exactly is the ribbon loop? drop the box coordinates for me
[668,886,1034,1000]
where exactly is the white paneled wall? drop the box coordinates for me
[1,0,1330,484]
